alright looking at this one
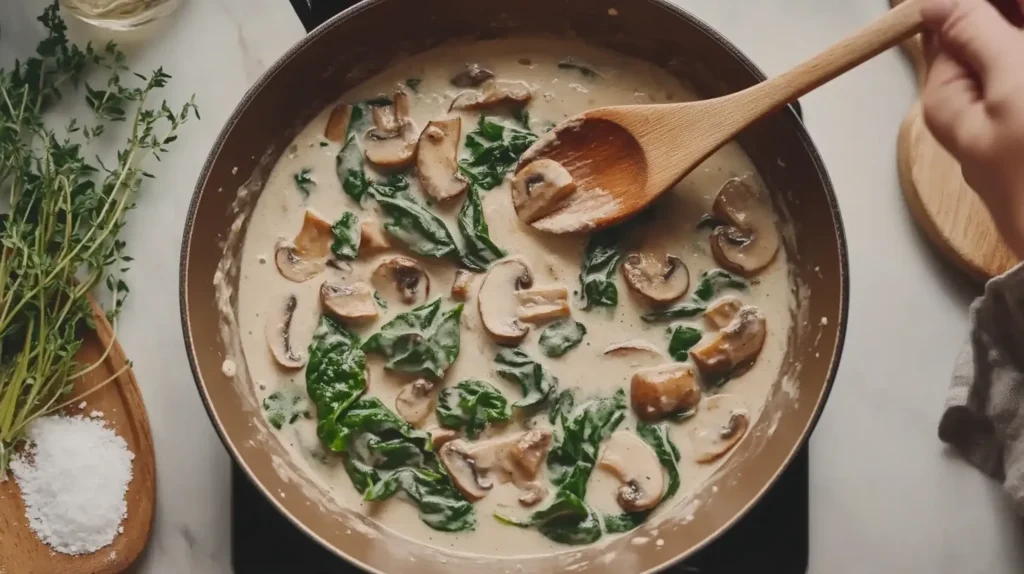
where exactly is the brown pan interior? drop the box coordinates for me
[180,0,848,572]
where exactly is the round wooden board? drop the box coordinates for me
[892,0,1018,280]
[0,297,156,574]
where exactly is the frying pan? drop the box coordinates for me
[179,0,849,571]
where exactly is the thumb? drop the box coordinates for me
[921,0,1020,89]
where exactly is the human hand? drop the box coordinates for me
[920,0,1024,256]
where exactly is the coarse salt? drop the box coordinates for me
[10,414,134,555]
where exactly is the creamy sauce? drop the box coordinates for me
[235,38,792,557]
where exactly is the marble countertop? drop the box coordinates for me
[1,0,1022,572]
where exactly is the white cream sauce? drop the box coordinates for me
[234,38,793,557]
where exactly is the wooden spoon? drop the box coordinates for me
[0,295,156,573]
[518,0,927,233]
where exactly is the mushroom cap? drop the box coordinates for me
[691,306,767,381]
[370,256,430,306]
[709,176,780,276]
[690,394,750,463]
[478,257,534,345]
[511,159,577,223]
[320,281,378,324]
[630,362,702,421]
[417,118,469,201]
[704,296,743,330]
[265,294,307,369]
[395,379,436,427]
[518,482,548,507]
[515,285,570,323]
[324,103,353,143]
[275,210,334,283]
[439,440,493,501]
[602,339,664,358]
[450,63,494,88]
[598,431,665,512]
[621,253,690,304]
[449,81,532,111]
[427,426,459,450]
[358,218,391,254]
[450,269,474,302]
[507,429,553,479]
[363,91,418,168]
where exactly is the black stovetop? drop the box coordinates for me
[232,3,810,572]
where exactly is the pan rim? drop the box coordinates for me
[178,0,849,570]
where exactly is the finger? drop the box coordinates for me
[921,51,983,154]
[921,0,1020,86]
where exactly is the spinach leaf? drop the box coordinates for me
[496,390,626,545]
[405,78,422,92]
[667,326,702,361]
[330,212,360,260]
[365,467,476,532]
[458,116,538,191]
[436,380,512,439]
[373,291,388,310]
[294,167,316,199]
[692,268,748,302]
[513,107,530,130]
[362,298,463,381]
[457,184,505,271]
[578,228,623,310]
[373,192,459,259]
[262,390,306,430]
[494,348,559,409]
[549,389,575,426]
[370,173,411,199]
[538,319,587,357]
[640,302,707,323]
[337,135,368,202]
[603,423,682,533]
[305,316,367,451]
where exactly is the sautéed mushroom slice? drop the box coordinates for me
[709,176,780,276]
[691,394,750,463]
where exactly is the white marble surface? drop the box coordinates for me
[1,0,1023,572]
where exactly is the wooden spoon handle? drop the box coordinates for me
[731,0,926,123]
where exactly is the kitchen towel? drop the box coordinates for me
[939,263,1024,514]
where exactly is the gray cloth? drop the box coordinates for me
[940,263,1024,513]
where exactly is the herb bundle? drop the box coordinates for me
[0,4,197,473]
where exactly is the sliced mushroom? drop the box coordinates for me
[621,253,689,304]
[515,285,570,323]
[691,395,750,463]
[451,270,474,301]
[478,258,533,344]
[598,431,665,512]
[704,296,743,330]
[709,177,781,276]
[417,118,468,201]
[320,281,378,324]
[439,440,493,501]
[518,482,548,507]
[507,429,553,479]
[265,294,307,369]
[395,379,436,427]
[449,81,532,111]
[428,426,459,450]
[450,63,494,87]
[691,306,767,381]
[511,159,577,223]
[324,103,353,143]
[371,257,430,306]
[363,91,418,168]
[603,340,663,357]
[630,362,702,421]
[275,210,334,282]
[359,218,391,254]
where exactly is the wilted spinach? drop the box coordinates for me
[578,228,623,310]
[330,212,360,259]
[692,268,748,302]
[539,319,587,357]
[294,167,315,199]
[494,348,559,409]
[457,184,505,271]
[436,380,511,439]
[549,389,576,426]
[667,326,702,361]
[305,315,368,450]
[641,302,707,323]
[458,116,537,191]
[262,390,306,430]
[373,192,459,259]
[497,390,627,544]
[603,423,682,533]
[365,466,476,531]
[337,136,368,203]
[362,299,463,381]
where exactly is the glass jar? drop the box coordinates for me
[59,0,183,30]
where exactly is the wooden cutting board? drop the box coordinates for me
[0,296,156,573]
[892,0,1019,280]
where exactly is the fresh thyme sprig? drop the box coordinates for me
[0,3,198,473]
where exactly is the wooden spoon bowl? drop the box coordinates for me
[0,296,155,574]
